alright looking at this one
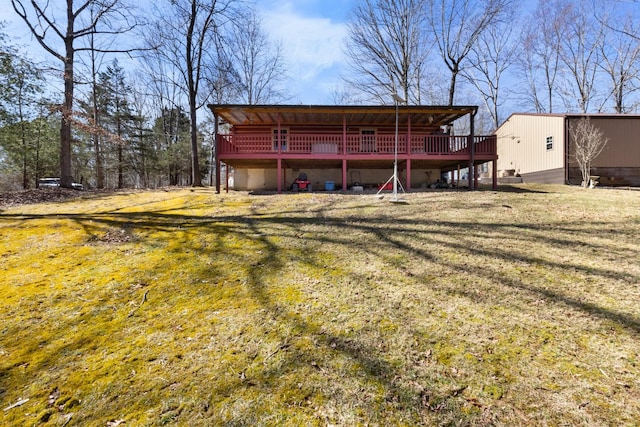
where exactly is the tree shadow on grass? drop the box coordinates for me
[1,194,639,424]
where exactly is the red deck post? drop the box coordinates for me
[214,112,220,194]
[342,115,347,191]
[215,157,221,194]
[277,157,282,193]
[492,159,498,190]
[468,111,476,190]
[225,164,229,193]
[406,115,412,190]
[342,159,347,191]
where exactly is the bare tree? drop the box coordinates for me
[344,0,429,104]
[464,10,518,130]
[228,9,288,104]
[570,117,608,188]
[599,11,640,113]
[556,2,605,113]
[81,6,110,189]
[11,0,138,188]
[518,32,545,113]
[517,0,565,113]
[148,0,238,187]
[598,0,640,42]
[427,0,512,107]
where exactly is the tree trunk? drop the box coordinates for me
[190,97,201,187]
[186,0,202,187]
[91,67,104,188]
[448,66,458,106]
[60,6,75,189]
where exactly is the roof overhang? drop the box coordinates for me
[208,104,477,128]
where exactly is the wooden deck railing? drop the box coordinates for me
[217,134,496,156]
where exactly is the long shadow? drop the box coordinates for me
[213,208,438,423]
[3,207,638,332]
[2,196,639,424]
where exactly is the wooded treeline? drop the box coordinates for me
[1,0,639,191]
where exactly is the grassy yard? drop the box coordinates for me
[1,185,639,426]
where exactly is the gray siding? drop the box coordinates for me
[522,168,565,184]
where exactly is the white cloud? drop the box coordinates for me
[2,0,353,104]
[259,2,349,103]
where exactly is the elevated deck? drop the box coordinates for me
[218,133,496,163]
[209,104,498,192]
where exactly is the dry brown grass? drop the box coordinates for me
[1,185,639,426]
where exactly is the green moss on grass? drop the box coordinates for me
[1,187,639,425]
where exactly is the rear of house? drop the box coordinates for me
[495,113,640,186]
[209,104,498,193]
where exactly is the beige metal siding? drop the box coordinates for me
[496,115,565,176]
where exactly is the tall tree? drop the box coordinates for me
[517,0,565,113]
[0,27,48,188]
[148,0,238,187]
[127,77,156,188]
[95,59,135,188]
[0,108,59,190]
[427,0,512,107]
[80,5,111,189]
[152,107,191,186]
[464,10,518,130]
[11,0,138,188]
[556,1,605,113]
[228,9,288,104]
[10,58,46,189]
[0,26,16,125]
[344,0,429,104]
[598,8,640,113]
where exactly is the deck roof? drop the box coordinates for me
[208,104,477,128]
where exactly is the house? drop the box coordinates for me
[495,113,640,186]
[208,104,498,193]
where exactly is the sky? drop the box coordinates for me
[1,0,357,105]
[256,0,357,104]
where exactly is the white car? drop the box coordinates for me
[38,177,83,190]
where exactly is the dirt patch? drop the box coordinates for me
[0,188,85,207]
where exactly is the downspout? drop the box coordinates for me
[469,108,477,190]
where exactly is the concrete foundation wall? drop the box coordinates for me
[232,167,443,191]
